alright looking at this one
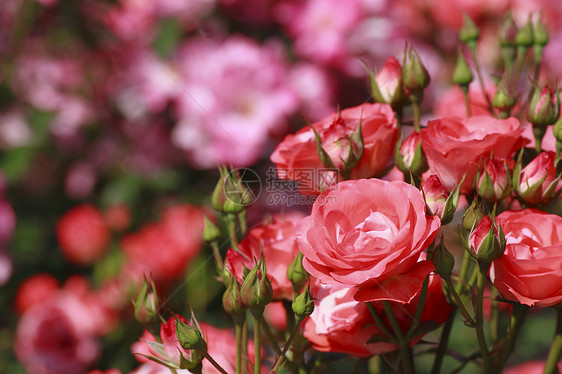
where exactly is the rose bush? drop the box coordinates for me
[491,209,562,307]
[271,103,398,193]
[420,116,526,193]
[296,178,440,303]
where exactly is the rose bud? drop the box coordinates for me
[526,85,560,128]
[468,216,506,267]
[453,49,473,88]
[533,17,549,63]
[492,76,517,118]
[292,283,314,321]
[222,272,247,323]
[476,158,513,202]
[514,16,534,48]
[203,215,221,243]
[240,256,273,318]
[421,175,461,225]
[402,46,430,94]
[396,132,428,176]
[462,199,485,230]
[175,315,207,353]
[459,14,479,49]
[514,151,560,205]
[499,14,518,64]
[368,56,408,109]
[287,251,309,293]
[432,238,454,280]
[133,277,159,325]
[312,115,364,175]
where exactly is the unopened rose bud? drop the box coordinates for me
[223,171,252,214]
[421,175,461,225]
[514,151,560,205]
[468,216,505,266]
[212,168,228,213]
[396,132,428,176]
[526,85,560,128]
[175,316,207,354]
[223,273,248,319]
[369,56,409,109]
[492,77,517,118]
[292,283,314,321]
[553,117,562,154]
[241,256,273,318]
[203,215,221,243]
[533,17,549,64]
[462,200,485,230]
[476,158,512,202]
[515,17,534,48]
[453,49,473,87]
[499,14,518,64]
[133,277,159,324]
[459,14,479,50]
[432,238,455,279]
[402,46,431,94]
[287,251,309,293]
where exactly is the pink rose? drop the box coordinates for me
[271,103,398,194]
[226,212,304,300]
[420,116,526,193]
[515,151,559,204]
[15,293,100,374]
[297,178,441,303]
[491,209,562,307]
[304,273,452,357]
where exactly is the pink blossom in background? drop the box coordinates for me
[121,204,204,284]
[288,63,335,121]
[171,36,298,168]
[65,162,97,200]
[433,84,497,118]
[15,274,60,315]
[274,0,363,67]
[15,293,101,374]
[503,360,562,374]
[0,109,31,149]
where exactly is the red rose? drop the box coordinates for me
[491,209,562,307]
[297,178,440,303]
[271,103,398,193]
[226,212,304,300]
[420,116,526,193]
[56,204,110,265]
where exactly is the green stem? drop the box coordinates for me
[490,287,499,345]
[462,85,471,117]
[226,213,239,252]
[475,267,490,371]
[494,303,530,372]
[210,241,224,276]
[253,317,261,374]
[406,276,429,340]
[242,320,248,374]
[446,279,474,324]
[469,46,496,117]
[270,318,302,373]
[235,322,243,374]
[260,316,282,355]
[203,352,230,374]
[412,96,422,133]
[366,302,397,343]
[511,46,527,90]
[456,250,472,295]
[382,301,415,374]
[543,307,562,374]
[431,308,457,374]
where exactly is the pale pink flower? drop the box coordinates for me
[172,36,298,168]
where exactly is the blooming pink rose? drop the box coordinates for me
[226,212,304,300]
[297,178,441,303]
[304,273,451,357]
[56,204,110,265]
[271,103,398,194]
[421,116,526,193]
[490,209,562,307]
[15,293,100,374]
